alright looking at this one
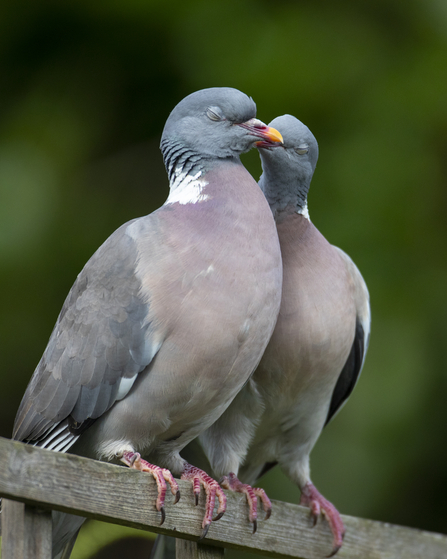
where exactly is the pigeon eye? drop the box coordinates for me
[295,145,309,155]
[206,107,222,121]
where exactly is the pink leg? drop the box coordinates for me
[220,472,272,534]
[181,463,227,539]
[120,451,180,525]
[300,482,345,557]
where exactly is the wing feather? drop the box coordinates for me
[13,218,162,445]
[325,247,371,425]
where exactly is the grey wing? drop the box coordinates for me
[325,246,371,426]
[13,218,162,451]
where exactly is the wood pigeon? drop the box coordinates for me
[11,88,284,558]
[196,114,371,556]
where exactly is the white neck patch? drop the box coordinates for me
[165,169,209,205]
[297,202,310,221]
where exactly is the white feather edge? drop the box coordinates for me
[297,202,310,221]
[165,169,209,205]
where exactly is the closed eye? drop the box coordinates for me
[295,144,309,155]
[206,107,222,121]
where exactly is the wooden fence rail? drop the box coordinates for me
[0,437,446,559]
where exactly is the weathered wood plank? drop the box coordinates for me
[1,500,52,559]
[0,437,446,559]
[1,500,25,558]
[176,539,224,559]
[24,506,52,559]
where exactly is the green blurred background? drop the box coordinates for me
[1,0,447,557]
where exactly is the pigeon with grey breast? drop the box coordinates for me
[11,87,284,559]
[195,114,370,556]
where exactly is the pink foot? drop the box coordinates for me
[220,472,272,534]
[120,451,180,525]
[181,463,227,538]
[300,482,345,557]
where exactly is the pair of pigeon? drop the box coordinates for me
[11,87,370,558]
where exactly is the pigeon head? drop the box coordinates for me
[258,114,319,218]
[161,88,283,177]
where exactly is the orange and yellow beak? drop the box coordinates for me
[237,118,283,146]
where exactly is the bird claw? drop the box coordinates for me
[327,543,343,558]
[220,472,272,531]
[300,482,345,556]
[199,523,211,540]
[174,490,181,505]
[120,451,180,524]
[181,463,227,537]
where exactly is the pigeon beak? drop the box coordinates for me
[237,118,284,146]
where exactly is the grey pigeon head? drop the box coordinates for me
[258,114,319,217]
[160,88,283,180]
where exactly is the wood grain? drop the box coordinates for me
[1,500,25,558]
[1,438,446,559]
[24,505,52,559]
[1,499,52,559]
[176,540,224,559]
